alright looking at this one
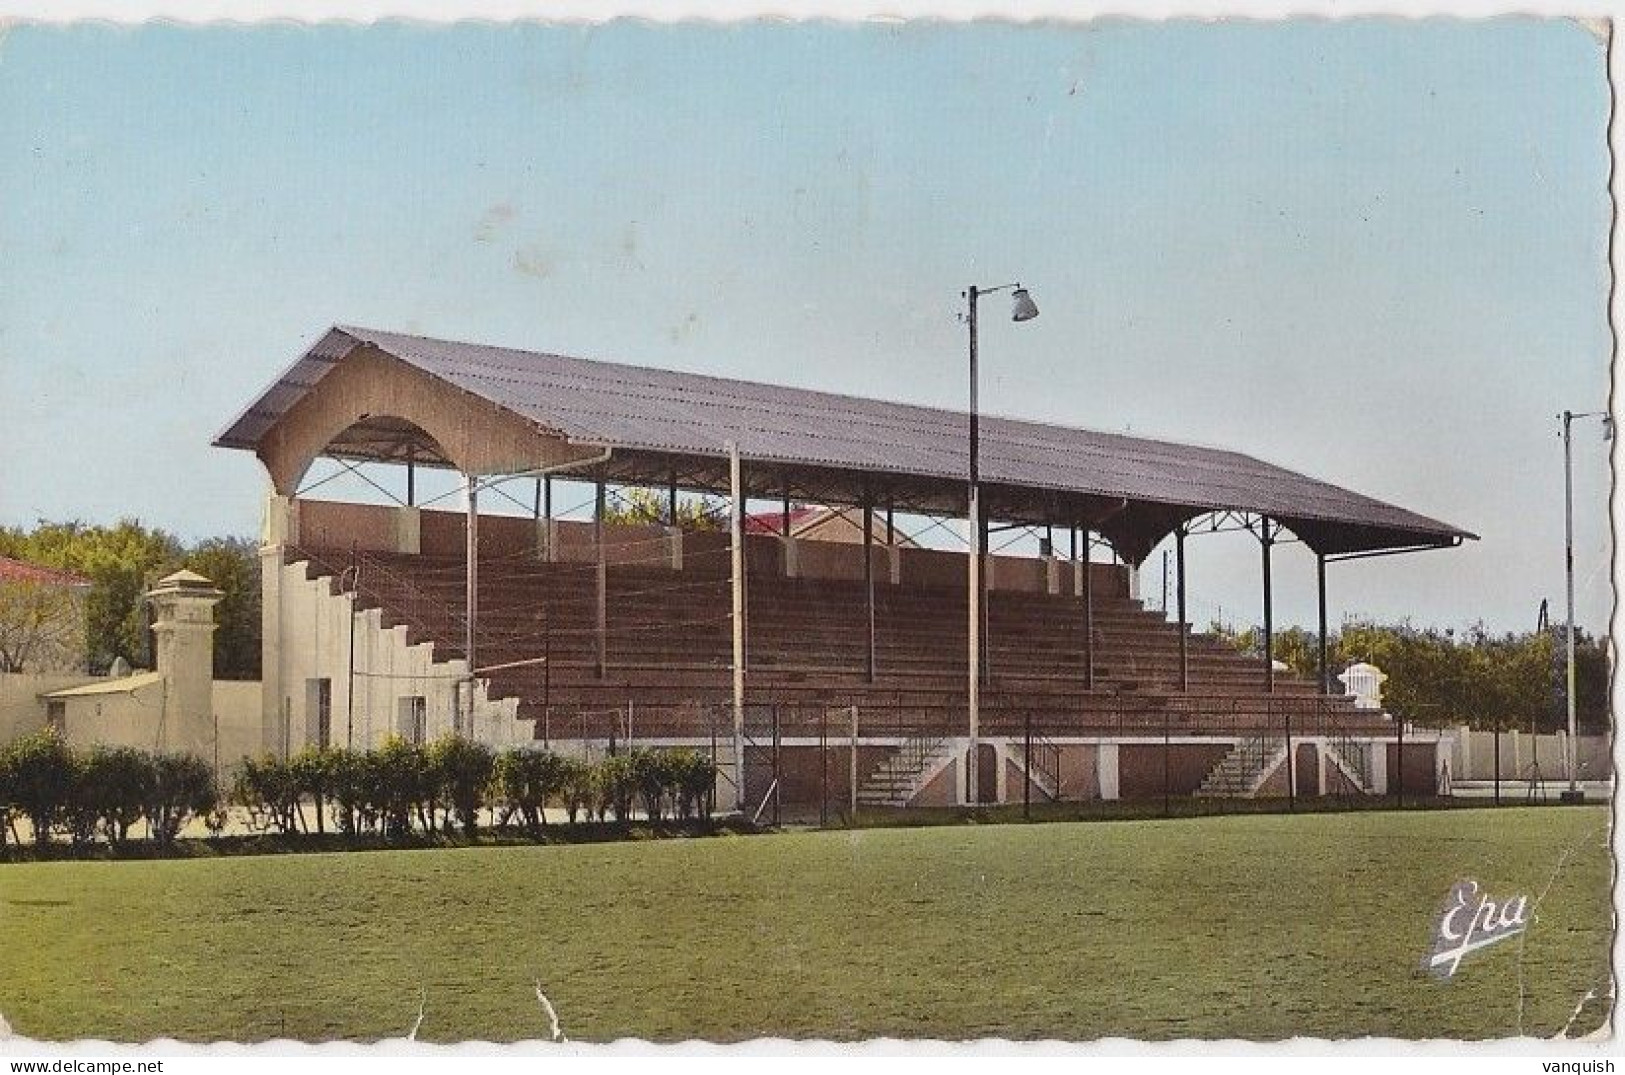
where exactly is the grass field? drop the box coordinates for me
[0,806,1610,1043]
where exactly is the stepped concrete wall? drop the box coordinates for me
[263,550,523,758]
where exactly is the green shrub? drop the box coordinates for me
[597,754,638,823]
[494,749,567,834]
[428,736,495,838]
[289,746,341,835]
[3,728,76,847]
[560,756,596,824]
[146,754,216,847]
[77,746,153,848]
[323,748,367,835]
[669,749,716,821]
[373,736,429,837]
[232,754,301,834]
[629,749,672,821]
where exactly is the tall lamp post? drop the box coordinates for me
[965,282,1039,806]
[1559,408,1610,803]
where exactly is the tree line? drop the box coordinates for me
[0,520,259,679]
[1214,620,1609,734]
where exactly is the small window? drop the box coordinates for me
[305,678,332,749]
[396,696,427,746]
[45,700,65,734]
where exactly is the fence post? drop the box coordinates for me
[1285,702,1294,812]
[1396,718,1406,809]
[1493,727,1501,805]
[771,705,781,827]
[820,707,829,827]
[849,705,859,825]
[1024,711,1032,821]
[1162,705,1170,818]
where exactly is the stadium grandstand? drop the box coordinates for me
[216,325,1475,812]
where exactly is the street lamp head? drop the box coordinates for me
[1010,287,1039,323]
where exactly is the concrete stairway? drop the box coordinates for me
[856,736,955,807]
[1196,737,1287,797]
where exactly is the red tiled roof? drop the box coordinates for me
[744,506,824,535]
[0,556,91,588]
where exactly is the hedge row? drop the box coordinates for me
[0,730,721,852]
[234,739,717,838]
[0,729,218,850]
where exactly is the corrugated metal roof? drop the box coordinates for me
[215,325,1474,557]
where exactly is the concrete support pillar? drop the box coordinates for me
[147,570,224,761]
[258,542,285,758]
[783,536,799,578]
[953,741,968,804]
[535,518,560,563]
[887,544,901,585]
[666,525,684,571]
[1044,554,1061,595]
[263,492,301,547]
[1369,742,1389,794]
[394,506,421,555]
[1097,742,1120,801]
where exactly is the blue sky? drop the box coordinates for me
[0,18,1611,635]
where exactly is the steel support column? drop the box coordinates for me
[782,485,792,539]
[1316,552,1329,695]
[728,442,747,811]
[863,493,876,683]
[1176,526,1188,693]
[464,474,479,733]
[594,478,607,680]
[1082,532,1095,690]
[1261,521,1275,694]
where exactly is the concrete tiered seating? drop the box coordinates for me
[291,544,1386,740]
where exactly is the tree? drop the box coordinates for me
[0,577,87,673]
[183,537,261,680]
[1211,618,1609,734]
[601,487,724,531]
[0,521,259,678]
[0,520,182,673]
